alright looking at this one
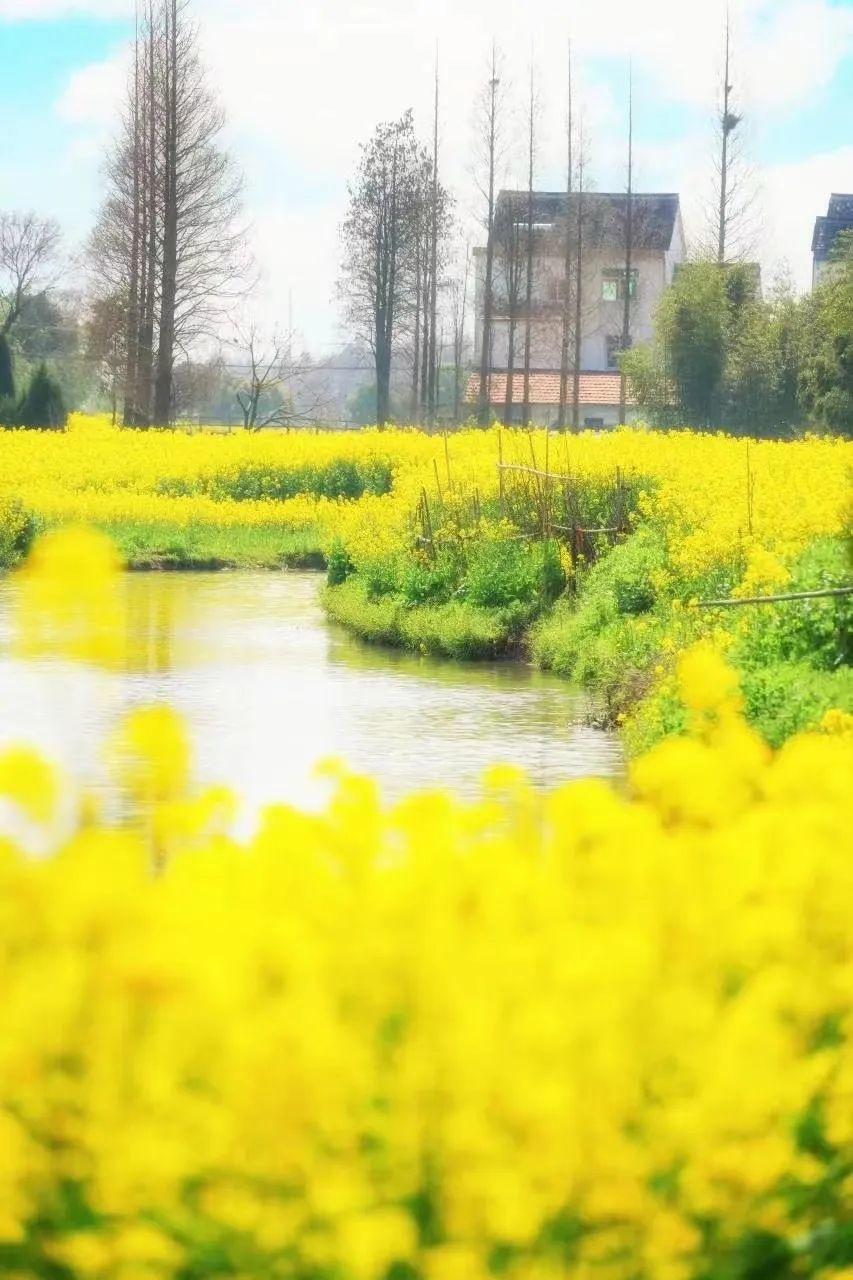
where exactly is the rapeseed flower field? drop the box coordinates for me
[0,414,847,569]
[0,525,851,1278]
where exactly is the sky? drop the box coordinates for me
[1,0,852,352]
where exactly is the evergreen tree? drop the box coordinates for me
[17,364,66,430]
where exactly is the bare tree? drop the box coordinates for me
[229,323,330,430]
[426,58,441,428]
[84,292,128,424]
[408,123,453,428]
[0,213,62,339]
[474,44,507,426]
[493,197,525,426]
[90,0,246,428]
[619,63,634,425]
[450,244,471,424]
[521,62,538,427]
[340,111,426,427]
[572,122,588,431]
[708,11,756,264]
[556,44,575,431]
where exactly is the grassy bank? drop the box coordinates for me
[327,518,853,751]
[324,577,522,659]
[102,520,326,571]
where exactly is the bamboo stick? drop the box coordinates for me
[697,586,853,608]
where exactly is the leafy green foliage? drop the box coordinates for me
[621,260,822,437]
[0,498,41,569]
[733,539,853,672]
[462,538,564,610]
[326,539,356,586]
[799,231,853,436]
[158,457,394,503]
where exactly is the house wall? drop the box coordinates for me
[474,214,685,372]
[501,401,642,428]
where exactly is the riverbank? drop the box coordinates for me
[326,524,853,751]
[1,415,850,754]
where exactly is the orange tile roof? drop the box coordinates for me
[464,371,635,407]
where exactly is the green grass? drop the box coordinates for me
[99,520,326,570]
[324,578,521,660]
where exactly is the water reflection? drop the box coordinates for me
[0,571,622,820]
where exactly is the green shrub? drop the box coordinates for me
[463,538,564,610]
[360,554,400,599]
[398,552,456,606]
[0,499,41,569]
[326,540,355,586]
[741,662,853,747]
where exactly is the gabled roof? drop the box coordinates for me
[493,191,681,252]
[465,371,635,408]
[812,194,853,260]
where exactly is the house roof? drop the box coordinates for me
[465,371,635,407]
[812,194,853,260]
[493,191,681,252]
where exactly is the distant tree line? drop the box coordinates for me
[0,212,67,428]
[622,235,853,438]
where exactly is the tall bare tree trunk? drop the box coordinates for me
[557,41,573,431]
[411,233,421,422]
[154,0,178,426]
[619,62,633,426]
[427,58,440,429]
[521,63,534,427]
[572,143,585,431]
[136,3,158,427]
[122,10,142,426]
[477,45,499,426]
[451,245,469,425]
[718,14,731,265]
[419,246,430,417]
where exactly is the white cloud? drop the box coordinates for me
[760,146,853,290]
[57,49,125,126]
[43,0,853,345]
[0,0,126,16]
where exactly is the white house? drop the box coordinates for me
[468,191,686,426]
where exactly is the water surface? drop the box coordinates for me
[0,572,622,824]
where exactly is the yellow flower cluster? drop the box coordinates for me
[0,417,849,576]
[0,530,851,1279]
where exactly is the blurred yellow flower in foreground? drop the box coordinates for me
[13,524,126,668]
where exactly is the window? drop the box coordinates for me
[606,334,633,370]
[601,268,638,301]
[584,416,605,428]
